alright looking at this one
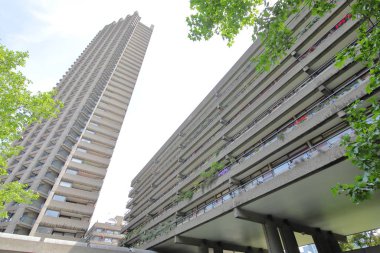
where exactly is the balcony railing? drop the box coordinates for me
[132,127,354,247]
[132,7,344,194]
[128,10,362,234]
[138,65,367,229]
[134,17,359,216]
[129,68,368,243]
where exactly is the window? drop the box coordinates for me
[71,158,83,164]
[45,210,60,217]
[66,169,78,175]
[82,138,91,143]
[52,195,66,202]
[104,238,112,243]
[77,148,87,153]
[87,130,95,135]
[59,181,72,188]
[92,236,101,241]
[37,226,53,234]
[95,228,104,233]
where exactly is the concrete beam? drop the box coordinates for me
[302,66,313,75]
[263,222,284,253]
[0,232,156,253]
[318,84,333,96]
[234,208,345,241]
[174,235,267,253]
[229,177,240,185]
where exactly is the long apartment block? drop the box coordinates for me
[0,12,153,240]
[85,216,125,246]
[123,2,380,253]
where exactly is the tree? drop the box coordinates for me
[187,0,380,202]
[340,229,380,250]
[0,44,63,218]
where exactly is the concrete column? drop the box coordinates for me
[263,222,284,253]
[326,232,342,253]
[245,247,265,253]
[214,247,223,253]
[198,242,208,253]
[245,247,254,253]
[312,230,333,253]
[279,226,300,253]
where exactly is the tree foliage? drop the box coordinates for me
[0,44,63,217]
[339,229,380,251]
[332,98,380,203]
[187,0,380,202]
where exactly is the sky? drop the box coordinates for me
[0,0,253,224]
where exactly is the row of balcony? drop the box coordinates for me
[126,41,363,229]
[126,70,367,240]
[130,127,353,247]
[128,5,356,214]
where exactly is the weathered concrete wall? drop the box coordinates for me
[0,233,157,253]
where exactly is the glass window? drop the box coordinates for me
[104,238,112,243]
[77,148,87,153]
[92,236,101,241]
[71,158,82,164]
[53,195,66,202]
[45,210,60,217]
[82,138,91,143]
[59,181,72,188]
[37,226,53,234]
[66,169,78,175]
[95,228,103,233]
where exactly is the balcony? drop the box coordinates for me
[130,127,354,247]
[49,200,94,215]
[68,161,106,177]
[127,67,368,231]
[62,173,103,189]
[55,186,98,201]
[40,216,89,231]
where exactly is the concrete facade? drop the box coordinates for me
[0,12,153,241]
[0,232,156,253]
[123,2,379,253]
[85,216,125,246]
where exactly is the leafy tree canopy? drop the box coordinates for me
[0,44,63,217]
[187,0,380,202]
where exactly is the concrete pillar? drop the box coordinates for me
[198,242,208,253]
[312,230,333,253]
[245,247,254,253]
[279,226,300,253]
[214,247,223,253]
[263,222,284,253]
[245,247,265,253]
[326,232,342,253]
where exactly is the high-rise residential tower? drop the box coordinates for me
[0,11,153,240]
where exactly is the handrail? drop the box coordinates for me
[127,10,363,235]
[130,69,368,245]
[128,56,367,237]
[132,127,354,247]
